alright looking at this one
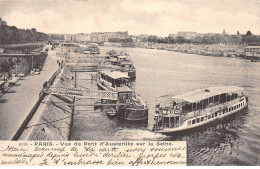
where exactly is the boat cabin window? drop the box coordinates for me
[192,119,195,124]
[215,112,218,117]
[197,101,203,110]
[201,117,204,122]
[204,115,207,120]
[188,121,191,126]
[209,97,214,105]
[192,103,196,111]
[196,118,200,123]
[115,78,128,87]
[212,114,214,118]
[214,95,220,103]
[220,93,227,103]
[182,103,192,113]
[202,99,209,109]
[227,93,238,102]
[208,115,211,119]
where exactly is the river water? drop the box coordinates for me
[73,46,260,166]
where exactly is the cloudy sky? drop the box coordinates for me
[0,0,259,36]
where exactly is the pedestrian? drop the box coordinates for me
[0,86,5,94]
[43,81,48,89]
[57,60,59,64]
[59,62,61,67]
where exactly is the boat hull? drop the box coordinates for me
[97,78,148,121]
[118,106,148,121]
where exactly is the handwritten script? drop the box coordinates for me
[0,141,186,166]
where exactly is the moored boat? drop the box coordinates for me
[152,86,248,134]
[105,50,136,81]
[97,70,148,121]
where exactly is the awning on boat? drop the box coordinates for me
[172,86,244,103]
[117,55,126,59]
[99,70,129,79]
[120,60,133,65]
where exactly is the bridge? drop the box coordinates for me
[48,87,118,100]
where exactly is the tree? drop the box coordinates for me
[245,31,252,36]
[0,58,15,82]
[0,23,49,45]
[123,38,133,42]
[242,30,257,44]
[176,36,185,43]
[141,37,147,42]
[147,35,157,42]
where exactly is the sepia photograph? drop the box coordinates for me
[0,0,259,166]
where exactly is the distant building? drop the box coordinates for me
[177,32,197,39]
[168,33,177,38]
[75,33,90,42]
[196,33,206,37]
[90,31,128,43]
[62,31,129,43]
[136,34,149,42]
[222,29,227,36]
[64,34,76,42]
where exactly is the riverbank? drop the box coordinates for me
[20,66,74,140]
[134,42,245,58]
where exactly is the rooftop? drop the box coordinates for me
[100,70,129,79]
[245,46,260,49]
[172,86,244,103]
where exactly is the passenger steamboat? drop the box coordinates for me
[152,86,248,134]
[97,70,148,121]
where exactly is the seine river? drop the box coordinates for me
[73,46,260,166]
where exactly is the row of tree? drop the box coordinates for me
[0,57,18,82]
[0,25,50,45]
[142,31,260,45]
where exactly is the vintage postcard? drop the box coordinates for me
[0,0,259,166]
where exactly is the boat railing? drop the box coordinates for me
[135,94,147,108]
[83,89,118,100]
[184,97,241,119]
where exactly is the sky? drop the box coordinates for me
[0,0,259,36]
